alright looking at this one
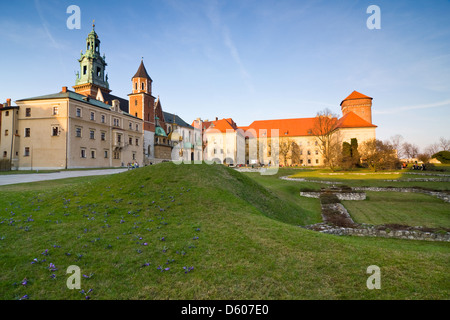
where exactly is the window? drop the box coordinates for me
[104,150,108,158]
[101,114,105,123]
[134,99,137,106]
[135,83,137,90]
[307,150,311,155]
[129,122,132,129]
[24,147,30,157]
[135,112,138,117]
[132,153,136,160]
[300,159,303,164]
[101,132,106,141]
[129,137,133,145]
[25,128,31,137]
[113,118,120,127]
[315,150,319,155]
[25,108,31,117]
[83,65,87,75]
[52,126,59,137]
[113,151,120,159]
[52,106,59,116]
[90,112,95,121]
[136,124,139,131]
[117,134,122,143]
[3,151,7,158]
[315,141,318,146]
[4,130,8,136]
[316,159,319,164]
[135,138,139,146]
[141,83,145,90]
[96,67,101,77]
[91,150,96,159]
[76,127,82,138]
[308,159,311,164]
[76,108,82,117]
[5,111,9,116]
[90,130,95,139]
[81,149,86,158]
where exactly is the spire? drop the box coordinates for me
[132,59,152,81]
[73,23,110,95]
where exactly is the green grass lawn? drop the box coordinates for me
[0,163,449,300]
[288,168,450,191]
[342,192,450,229]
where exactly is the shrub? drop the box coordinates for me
[431,151,450,164]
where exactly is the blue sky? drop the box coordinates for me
[1,0,449,151]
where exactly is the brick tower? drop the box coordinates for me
[340,91,373,124]
[128,59,156,131]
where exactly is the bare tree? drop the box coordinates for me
[290,141,301,165]
[389,134,404,158]
[279,137,292,166]
[310,109,341,171]
[424,143,440,157]
[401,142,419,159]
[439,137,450,151]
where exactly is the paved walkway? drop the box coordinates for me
[0,169,128,186]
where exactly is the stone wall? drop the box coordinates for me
[319,225,450,242]
[300,191,366,201]
[352,187,450,203]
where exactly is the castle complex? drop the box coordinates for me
[0,25,376,170]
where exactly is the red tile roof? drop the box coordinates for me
[335,111,377,128]
[192,118,239,133]
[340,91,372,105]
[343,90,372,101]
[243,118,319,138]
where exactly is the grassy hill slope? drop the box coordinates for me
[0,162,448,299]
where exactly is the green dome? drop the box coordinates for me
[155,125,167,137]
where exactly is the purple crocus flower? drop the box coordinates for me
[21,278,27,286]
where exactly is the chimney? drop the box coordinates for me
[6,99,11,106]
[61,86,68,93]
[215,117,218,121]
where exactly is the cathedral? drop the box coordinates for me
[0,24,194,170]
